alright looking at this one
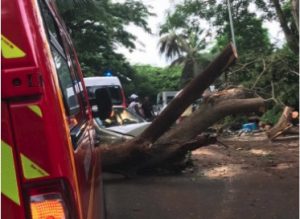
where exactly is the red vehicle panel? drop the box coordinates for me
[1,0,105,218]
[1,102,27,219]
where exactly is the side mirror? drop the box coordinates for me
[94,88,112,120]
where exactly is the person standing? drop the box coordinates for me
[128,94,144,117]
[142,96,154,121]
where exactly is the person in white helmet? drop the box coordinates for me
[128,94,144,117]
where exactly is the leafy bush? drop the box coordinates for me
[260,105,283,125]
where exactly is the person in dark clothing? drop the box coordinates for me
[142,96,154,121]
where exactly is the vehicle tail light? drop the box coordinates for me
[24,179,76,219]
[30,193,67,219]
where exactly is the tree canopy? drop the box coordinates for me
[127,65,181,102]
[56,0,152,82]
[159,0,298,122]
[56,0,298,124]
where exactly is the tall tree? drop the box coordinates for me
[56,0,152,81]
[268,0,299,54]
[291,0,299,31]
[160,0,298,123]
[161,0,273,56]
[158,30,212,87]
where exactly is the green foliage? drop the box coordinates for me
[160,0,298,126]
[55,0,298,121]
[224,47,299,108]
[56,0,152,79]
[221,115,248,128]
[159,0,275,88]
[212,15,272,55]
[260,105,283,125]
[158,30,213,87]
[127,65,181,103]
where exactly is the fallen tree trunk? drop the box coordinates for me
[273,135,299,141]
[136,43,238,143]
[100,88,268,174]
[157,96,267,144]
[99,133,216,175]
[266,106,294,140]
[124,98,268,172]
[97,44,237,173]
[284,126,299,135]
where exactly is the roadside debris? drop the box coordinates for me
[267,106,299,141]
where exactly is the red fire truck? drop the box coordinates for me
[1,0,110,218]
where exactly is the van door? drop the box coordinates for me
[38,1,102,218]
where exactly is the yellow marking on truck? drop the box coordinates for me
[28,105,43,117]
[1,140,20,205]
[1,35,26,59]
[21,154,49,179]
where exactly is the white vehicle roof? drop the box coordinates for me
[84,76,122,87]
[158,91,178,96]
[157,91,178,102]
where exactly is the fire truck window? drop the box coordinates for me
[68,46,89,112]
[52,47,80,115]
[39,0,63,47]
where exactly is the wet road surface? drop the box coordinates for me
[104,172,298,219]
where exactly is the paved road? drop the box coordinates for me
[103,172,298,219]
[103,138,298,219]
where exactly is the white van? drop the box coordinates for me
[84,76,126,108]
[155,91,179,115]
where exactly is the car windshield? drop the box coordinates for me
[87,85,122,105]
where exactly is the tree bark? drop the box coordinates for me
[291,0,299,32]
[266,106,294,140]
[271,0,299,54]
[157,96,266,145]
[135,98,267,172]
[99,133,216,174]
[284,126,299,135]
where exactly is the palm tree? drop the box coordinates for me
[159,30,210,87]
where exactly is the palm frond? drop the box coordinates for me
[159,33,181,59]
[170,56,186,67]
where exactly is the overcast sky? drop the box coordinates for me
[117,0,285,68]
[116,0,173,67]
